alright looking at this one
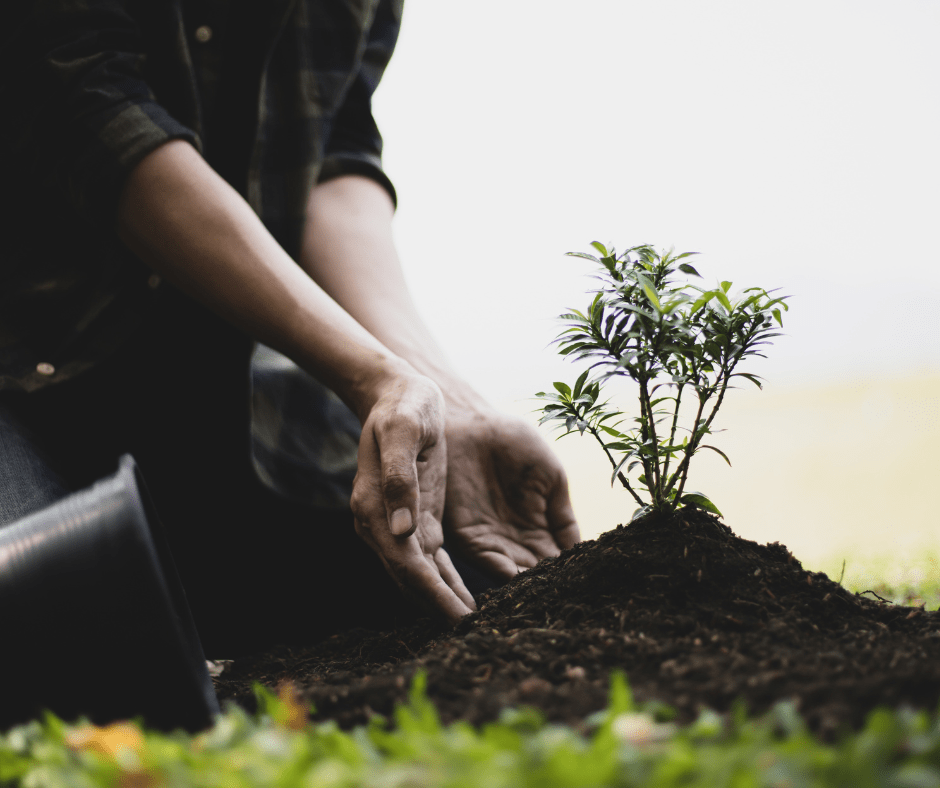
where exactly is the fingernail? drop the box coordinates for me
[390,508,414,536]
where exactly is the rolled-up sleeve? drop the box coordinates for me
[2,0,199,226]
[317,0,401,209]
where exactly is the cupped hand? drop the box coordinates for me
[350,371,475,623]
[442,408,580,580]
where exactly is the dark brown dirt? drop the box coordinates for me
[213,509,940,740]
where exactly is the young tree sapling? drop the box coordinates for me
[536,242,789,521]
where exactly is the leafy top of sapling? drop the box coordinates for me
[536,242,789,521]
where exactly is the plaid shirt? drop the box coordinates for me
[0,0,400,393]
[250,343,361,509]
[1,0,401,506]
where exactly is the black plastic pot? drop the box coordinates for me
[0,454,220,732]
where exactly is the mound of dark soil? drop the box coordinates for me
[214,510,940,740]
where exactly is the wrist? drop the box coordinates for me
[409,365,490,416]
[441,384,491,416]
[339,353,418,424]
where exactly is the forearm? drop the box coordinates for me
[116,141,407,421]
[302,177,579,573]
[300,175,487,412]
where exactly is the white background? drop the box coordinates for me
[372,0,940,575]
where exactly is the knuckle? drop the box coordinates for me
[349,486,368,518]
[381,467,415,499]
[373,404,416,431]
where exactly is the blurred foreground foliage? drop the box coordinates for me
[4,668,940,788]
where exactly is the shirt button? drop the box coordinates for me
[36,362,55,376]
[148,274,162,289]
[194,25,213,43]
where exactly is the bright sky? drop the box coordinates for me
[375,0,940,402]
[372,1,940,567]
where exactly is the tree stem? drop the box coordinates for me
[661,382,684,485]
[674,362,736,505]
[638,376,663,501]
[666,395,706,495]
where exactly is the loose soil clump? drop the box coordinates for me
[214,510,940,740]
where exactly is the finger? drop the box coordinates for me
[356,515,472,622]
[518,534,561,564]
[374,421,424,538]
[488,533,550,570]
[386,542,473,623]
[471,549,520,581]
[353,515,379,553]
[351,445,402,551]
[433,548,477,611]
[357,419,420,538]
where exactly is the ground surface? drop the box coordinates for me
[213,510,940,740]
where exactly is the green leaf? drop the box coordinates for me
[553,381,572,397]
[680,492,723,516]
[678,262,702,277]
[691,291,715,314]
[611,453,632,486]
[598,425,626,438]
[559,344,588,356]
[590,241,609,256]
[733,372,764,389]
[636,273,662,312]
[536,391,564,403]
[565,252,600,263]
[715,290,732,312]
[572,369,589,400]
[606,671,635,715]
[615,303,658,322]
[698,444,732,466]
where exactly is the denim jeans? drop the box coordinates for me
[0,402,69,527]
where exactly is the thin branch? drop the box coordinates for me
[589,427,645,506]
[675,363,734,505]
[661,381,685,485]
[637,375,662,501]
[666,395,706,499]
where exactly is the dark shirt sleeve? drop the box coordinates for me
[2,0,199,228]
[317,0,401,209]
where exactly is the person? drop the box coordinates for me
[0,0,579,655]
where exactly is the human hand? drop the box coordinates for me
[442,408,580,580]
[350,370,475,623]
